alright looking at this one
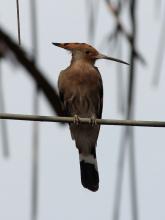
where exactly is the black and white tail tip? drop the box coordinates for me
[79,151,99,192]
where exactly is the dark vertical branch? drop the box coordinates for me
[31,0,38,60]
[127,1,138,220]
[16,0,21,45]
[116,34,126,114]
[31,94,39,220]
[113,0,138,220]
[113,128,128,220]
[103,0,128,114]
[127,0,136,119]
[30,0,40,220]
[0,62,9,157]
[128,128,138,220]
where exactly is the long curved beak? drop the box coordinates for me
[52,42,65,48]
[96,54,129,65]
[52,42,72,50]
[52,42,60,46]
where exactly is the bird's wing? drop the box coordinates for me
[58,70,70,116]
[94,67,103,119]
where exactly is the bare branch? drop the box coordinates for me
[0,27,64,116]
[104,0,146,65]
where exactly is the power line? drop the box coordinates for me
[0,113,165,127]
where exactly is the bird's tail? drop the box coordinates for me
[79,148,99,192]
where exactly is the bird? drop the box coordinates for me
[52,42,128,192]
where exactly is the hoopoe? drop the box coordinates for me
[53,42,128,191]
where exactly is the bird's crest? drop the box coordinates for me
[52,42,98,53]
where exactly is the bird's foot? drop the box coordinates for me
[73,114,80,125]
[90,116,97,127]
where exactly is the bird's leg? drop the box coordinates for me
[90,115,97,126]
[73,114,80,125]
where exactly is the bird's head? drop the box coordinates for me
[52,42,129,65]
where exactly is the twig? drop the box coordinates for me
[104,0,146,65]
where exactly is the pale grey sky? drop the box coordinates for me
[0,0,165,220]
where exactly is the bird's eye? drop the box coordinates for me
[85,50,90,54]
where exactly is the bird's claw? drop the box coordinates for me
[73,114,80,125]
[90,116,97,126]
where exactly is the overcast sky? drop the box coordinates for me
[0,0,165,220]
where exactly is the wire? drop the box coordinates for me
[16,0,21,45]
[0,113,165,127]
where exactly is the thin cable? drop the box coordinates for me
[16,0,21,45]
[0,113,165,127]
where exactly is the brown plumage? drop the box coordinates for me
[53,42,128,191]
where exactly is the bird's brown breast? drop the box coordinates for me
[58,62,103,118]
[58,64,101,96]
